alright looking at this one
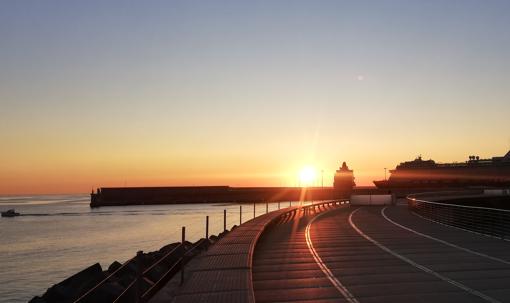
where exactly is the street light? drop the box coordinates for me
[384,168,387,181]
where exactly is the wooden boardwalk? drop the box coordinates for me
[157,203,510,302]
[156,201,344,303]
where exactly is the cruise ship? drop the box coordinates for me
[373,151,510,189]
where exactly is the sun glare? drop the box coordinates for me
[299,166,317,186]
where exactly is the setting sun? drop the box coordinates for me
[299,166,317,186]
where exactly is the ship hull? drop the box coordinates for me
[374,176,510,189]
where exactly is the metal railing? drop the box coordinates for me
[300,199,349,216]
[73,200,347,303]
[407,191,510,240]
[272,199,350,226]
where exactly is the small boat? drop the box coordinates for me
[1,209,20,217]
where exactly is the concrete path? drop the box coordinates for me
[253,206,510,303]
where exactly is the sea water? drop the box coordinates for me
[0,195,297,302]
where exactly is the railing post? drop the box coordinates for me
[253,202,256,218]
[223,209,226,232]
[278,201,280,209]
[499,211,505,240]
[206,215,209,240]
[134,250,143,303]
[240,205,242,225]
[180,226,185,285]
[289,201,291,207]
[266,202,268,214]
[490,210,496,237]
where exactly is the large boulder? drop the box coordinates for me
[159,242,180,254]
[145,263,166,284]
[40,263,105,302]
[81,281,124,303]
[218,230,229,238]
[107,261,122,274]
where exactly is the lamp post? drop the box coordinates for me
[384,168,387,181]
[321,170,324,188]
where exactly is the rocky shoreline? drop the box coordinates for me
[29,229,232,303]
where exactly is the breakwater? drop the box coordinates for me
[90,186,346,207]
[29,230,228,303]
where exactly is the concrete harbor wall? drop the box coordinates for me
[90,186,348,207]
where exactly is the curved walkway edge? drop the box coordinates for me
[169,207,297,303]
[165,200,346,303]
[305,211,359,303]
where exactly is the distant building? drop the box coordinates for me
[334,162,355,195]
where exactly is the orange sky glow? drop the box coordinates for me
[1,141,508,195]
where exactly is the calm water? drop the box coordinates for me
[0,195,297,303]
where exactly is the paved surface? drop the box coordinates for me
[154,203,510,302]
[153,202,344,303]
[253,206,510,303]
[164,207,300,303]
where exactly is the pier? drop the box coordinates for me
[151,192,510,303]
[89,186,345,207]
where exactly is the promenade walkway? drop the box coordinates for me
[155,201,344,303]
[253,206,510,303]
[158,203,510,302]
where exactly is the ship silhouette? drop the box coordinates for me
[374,151,510,189]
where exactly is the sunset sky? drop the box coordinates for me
[1,1,510,194]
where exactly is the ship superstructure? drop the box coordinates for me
[374,151,510,189]
[334,162,355,194]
